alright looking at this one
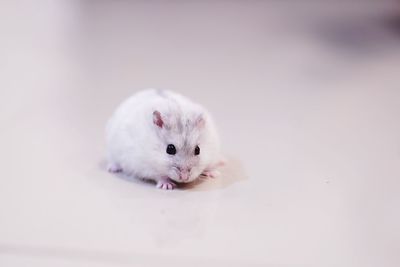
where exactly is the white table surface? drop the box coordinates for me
[1,1,400,266]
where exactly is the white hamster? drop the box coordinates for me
[106,89,223,190]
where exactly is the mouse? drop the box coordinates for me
[105,89,224,190]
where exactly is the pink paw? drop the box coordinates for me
[107,163,123,173]
[156,179,176,190]
[201,170,220,179]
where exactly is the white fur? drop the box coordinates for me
[106,89,222,189]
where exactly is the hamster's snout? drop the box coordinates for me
[175,166,191,182]
[179,169,190,181]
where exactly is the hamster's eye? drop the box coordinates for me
[194,145,200,156]
[166,144,176,155]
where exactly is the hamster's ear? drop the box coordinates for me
[153,110,164,128]
[195,114,205,129]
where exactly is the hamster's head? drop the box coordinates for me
[151,110,207,183]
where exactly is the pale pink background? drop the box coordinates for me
[1,1,400,266]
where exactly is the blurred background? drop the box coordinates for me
[1,0,400,266]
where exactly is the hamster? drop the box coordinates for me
[105,89,223,190]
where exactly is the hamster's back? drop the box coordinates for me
[107,89,165,134]
[105,89,165,163]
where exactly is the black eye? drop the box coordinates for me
[194,145,200,155]
[166,144,176,155]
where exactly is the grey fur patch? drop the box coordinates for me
[155,89,167,98]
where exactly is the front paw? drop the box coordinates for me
[156,179,176,190]
[201,170,220,179]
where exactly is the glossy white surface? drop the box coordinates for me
[1,1,400,266]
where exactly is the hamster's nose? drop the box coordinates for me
[179,168,191,181]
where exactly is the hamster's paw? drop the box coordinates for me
[156,178,176,190]
[201,169,220,179]
[107,162,123,173]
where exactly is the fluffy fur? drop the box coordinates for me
[106,89,222,189]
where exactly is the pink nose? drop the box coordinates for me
[179,170,190,181]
